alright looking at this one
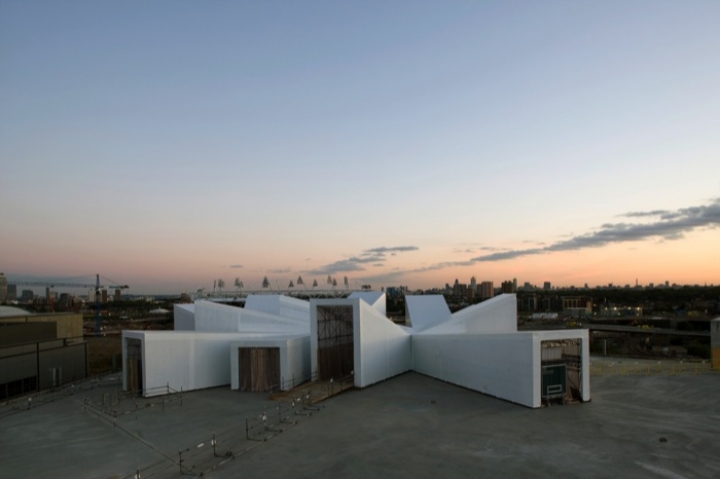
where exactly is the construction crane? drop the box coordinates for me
[12,274,129,334]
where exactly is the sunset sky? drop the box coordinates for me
[1,1,719,294]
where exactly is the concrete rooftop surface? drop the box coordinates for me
[1,363,719,479]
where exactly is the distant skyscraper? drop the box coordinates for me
[7,284,17,301]
[101,289,108,304]
[0,272,7,303]
[479,281,494,299]
[470,276,477,293]
[513,278,517,292]
[543,281,552,291]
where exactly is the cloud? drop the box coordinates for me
[228,264,243,269]
[410,259,477,273]
[299,199,719,281]
[454,245,501,254]
[304,245,419,275]
[472,249,544,262]
[409,198,720,270]
[622,210,670,218]
[363,246,419,254]
[305,255,384,275]
[469,198,720,262]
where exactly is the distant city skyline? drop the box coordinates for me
[2,2,719,295]
[2,263,717,298]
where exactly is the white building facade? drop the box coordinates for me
[123,293,590,408]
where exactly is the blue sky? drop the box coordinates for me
[1,1,719,293]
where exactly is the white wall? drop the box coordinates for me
[355,299,412,388]
[412,332,536,407]
[174,304,195,331]
[412,329,591,408]
[244,295,310,322]
[193,301,243,332]
[123,330,250,397]
[194,301,309,334]
[285,336,311,389]
[229,335,310,391]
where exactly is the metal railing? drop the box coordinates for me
[83,382,184,420]
[123,389,326,479]
[0,369,121,419]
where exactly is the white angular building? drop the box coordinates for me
[123,293,589,408]
[123,295,311,396]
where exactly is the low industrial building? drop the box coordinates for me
[0,307,87,401]
[122,293,590,408]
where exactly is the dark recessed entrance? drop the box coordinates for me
[541,339,582,405]
[239,347,281,392]
[125,338,142,394]
[317,305,354,380]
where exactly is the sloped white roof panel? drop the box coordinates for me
[348,291,386,316]
[356,299,411,388]
[194,300,309,334]
[405,295,451,332]
[244,294,310,322]
[174,303,196,330]
[419,294,517,335]
[455,294,517,334]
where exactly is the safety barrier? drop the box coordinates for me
[0,369,122,419]
[82,382,184,421]
[267,370,318,393]
[123,389,326,479]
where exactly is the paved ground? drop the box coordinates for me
[1,363,719,479]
